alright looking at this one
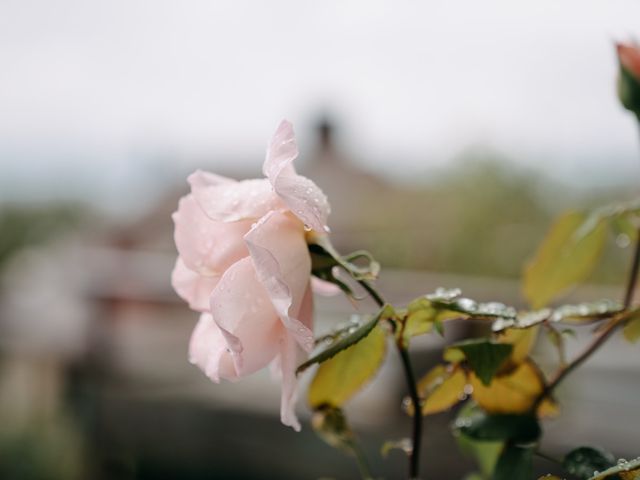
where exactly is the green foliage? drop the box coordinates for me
[448,339,513,386]
[493,444,534,480]
[455,405,538,480]
[562,447,616,480]
[307,323,387,407]
[457,411,541,443]
[297,305,393,375]
[523,211,608,308]
[303,185,640,479]
[455,404,505,479]
[456,432,503,480]
[309,236,379,281]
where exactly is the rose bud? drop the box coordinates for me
[616,41,640,117]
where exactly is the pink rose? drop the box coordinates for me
[171,120,330,430]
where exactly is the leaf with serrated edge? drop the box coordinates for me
[524,211,607,309]
[308,324,387,407]
[297,305,393,374]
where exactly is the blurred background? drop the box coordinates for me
[1,1,640,479]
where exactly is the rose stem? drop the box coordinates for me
[359,279,423,480]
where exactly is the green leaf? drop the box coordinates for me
[457,411,541,443]
[310,236,380,281]
[450,339,513,386]
[308,324,387,407]
[562,447,615,480]
[456,432,503,479]
[493,444,533,480]
[455,403,505,478]
[523,211,608,309]
[623,311,640,343]
[297,305,393,374]
[588,456,640,480]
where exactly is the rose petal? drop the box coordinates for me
[209,257,282,377]
[263,120,330,233]
[171,257,219,312]
[298,283,314,329]
[173,194,252,275]
[263,119,298,180]
[191,177,282,223]
[188,313,236,382]
[278,331,303,431]
[244,211,314,352]
[187,169,234,189]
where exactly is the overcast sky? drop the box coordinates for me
[1,0,639,208]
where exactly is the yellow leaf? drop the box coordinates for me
[497,327,539,366]
[623,313,640,343]
[471,360,546,414]
[443,347,465,363]
[308,325,387,407]
[523,211,607,309]
[537,397,560,418]
[416,365,467,415]
[402,297,461,341]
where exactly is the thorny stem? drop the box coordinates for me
[533,227,640,410]
[358,279,423,480]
